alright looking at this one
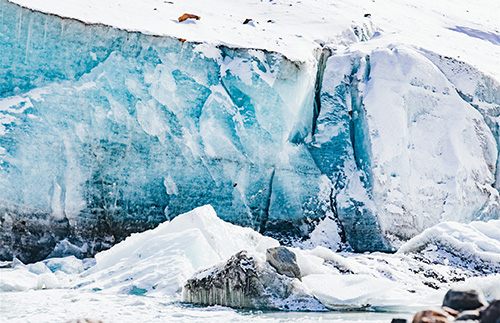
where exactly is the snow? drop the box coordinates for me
[6,0,500,82]
[398,219,500,267]
[2,205,499,317]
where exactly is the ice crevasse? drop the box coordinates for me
[0,0,499,262]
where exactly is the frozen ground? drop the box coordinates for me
[0,289,415,323]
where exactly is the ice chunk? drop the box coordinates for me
[302,274,402,309]
[44,256,84,275]
[78,205,279,296]
[398,219,500,273]
[0,269,39,292]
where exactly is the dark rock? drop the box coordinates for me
[391,319,407,323]
[243,18,253,24]
[266,247,301,280]
[182,250,323,310]
[412,308,453,323]
[442,289,488,312]
[481,300,500,323]
[456,309,481,320]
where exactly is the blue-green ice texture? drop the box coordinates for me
[0,0,333,261]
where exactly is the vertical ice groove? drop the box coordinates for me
[329,185,347,245]
[348,55,373,188]
[311,48,332,137]
[25,13,32,64]
[43,15,47,50]
[308,51,390,251]
[16,6,21,40]
[260,168,275,234]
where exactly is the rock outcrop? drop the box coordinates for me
[443,289,488,312]
[182,250,324,310]
[266,247,301,280]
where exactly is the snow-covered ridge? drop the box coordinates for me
[7,0,500,76]
[6,0,369,63]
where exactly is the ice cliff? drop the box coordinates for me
[0,0,499,262]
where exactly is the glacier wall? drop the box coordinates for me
[313,46,499,247]
[0,0,498,262]
[0,0,335,262]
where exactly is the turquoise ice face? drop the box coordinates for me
[0,0,343,262]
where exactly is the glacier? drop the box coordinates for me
[1,0,500,264]
[0,0,331,262]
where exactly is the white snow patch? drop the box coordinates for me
[398,219,500,265]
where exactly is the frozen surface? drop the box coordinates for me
[0,289,416,323]
[6,0,500,80]
[1,205,499,321]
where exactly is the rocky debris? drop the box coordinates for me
[410,289,498,323]
[178,13,200,22]
[443,289,488,312]
[412,308,454,323]
[481,300,500,323]
[66,319,103,323]
[243,18,253,24]
[442,307,460,317]
[455,309,481,321]
[266,247,301,280]
[182,250,324,310]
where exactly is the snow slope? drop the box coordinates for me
[7,0,500,79]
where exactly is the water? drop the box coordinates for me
[0,289,415,322]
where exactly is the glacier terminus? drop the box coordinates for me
[0,0,499,265]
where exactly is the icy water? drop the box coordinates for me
[0,289,415,322]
